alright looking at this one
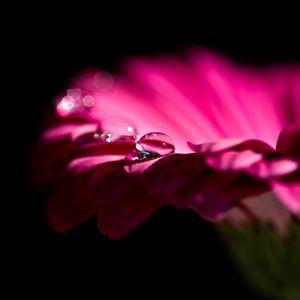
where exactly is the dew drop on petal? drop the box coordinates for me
[124,132,175,173]
[136,132,175,156]
[100,118,138,142]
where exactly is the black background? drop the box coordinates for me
[14,2,300,299]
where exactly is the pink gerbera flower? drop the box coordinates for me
[32,48,300,239]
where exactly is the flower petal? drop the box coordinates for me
[247,158,299,180]
[276,125,300,159]
[140,153,206,195]
[94,167,166,239]
[272,181,300,214]
[183,173,267,219]
[42,123,79,143]
[47,168,98,232]
[206,150,263,171]
[67,156,124,173]
[188,138,274,155]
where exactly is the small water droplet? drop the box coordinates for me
[100,118,138,142]
[124,132,175,173]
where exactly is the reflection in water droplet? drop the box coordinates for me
[93,71,114,92]
[124,132,175,173]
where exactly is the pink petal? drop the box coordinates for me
[276,125,300,159]
[272,181,300,214]
[186,173,267,219]
[76,141,135,157]
[70,123,99,144]
[206,150,263,171]
[189,49,283,145]
[30,140,78,187]
[247,158,299,180]
[141,153,268,219]
[42,123,79,143]
[140,153,206,195]
[188,138,274,155]
[67,156,124,173]
[94,167,166,239]
[47,168,98,232]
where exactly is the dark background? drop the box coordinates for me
[13,2,299,299]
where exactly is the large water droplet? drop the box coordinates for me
[136,132,175,156]
[124,132,175,173]
[99,118,138,142]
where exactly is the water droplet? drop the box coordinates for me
[100,118,138,142]
[136,132,175,156]
[124,132,175,173]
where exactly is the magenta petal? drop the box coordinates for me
[67,156,124,173]
[30,140,79,187]
[276,125,300,159]
[70,123,99,144]
[76,141,135,157]
[192,174,268,219]
[140,153,206,195]
[42,123,79,143]
[94,167,166,239]
[47,169,98,232]
[188,138,273,155]
[272,181,300,214]
[206,150,263,171]
[247,158,299,180]
[188,138,246,154]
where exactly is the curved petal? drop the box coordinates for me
[189,49,283,145]
[276,125,300,159]
[188,138,274,155]
[42,123,80,143]
[180,173,268,220]
[94,166,166,239]
[140,153,206,195]
[141,153,268,219]
[247,158,299,180]
[47,168,98,232]
[67,156,124,173]
[205,150,263,171]
[272,181,300,215]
